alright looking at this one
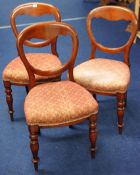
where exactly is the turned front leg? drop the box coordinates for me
[89,114,97,158]
[28,125,39,171]
[117,93,125,134]
[3,81,14,121]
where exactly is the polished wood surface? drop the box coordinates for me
[89,114,97,158]
[3,81,14,121]
[28,125,39,171]
[10,2,61,48]
[87,6,137,66]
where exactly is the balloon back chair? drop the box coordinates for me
[17,21,98,171]
[2,2,61,121]
[73,6,137,134]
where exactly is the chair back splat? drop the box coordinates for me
[17,22,79,88]
[87,6,137,66]
[10,2,61,51]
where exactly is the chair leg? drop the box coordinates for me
[38,128,41,136]
[124,92,127,107]
[89,113,97,158]
[69,125,74,129]
[93,94,97,100]
[28,125,39,171]
[117,93,125,134]
[25,86,29,94]
[3,81,14,121]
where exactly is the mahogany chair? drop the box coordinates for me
[73,6,137,134]
[17,21,98,171]
[2,2,61,121]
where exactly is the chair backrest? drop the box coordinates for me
[16,22,79,88]
[87,6,138,66]
[10,2,61,54]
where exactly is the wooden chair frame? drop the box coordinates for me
[3,2,61,121]
[17,21,98,171]
[86,6,137,134]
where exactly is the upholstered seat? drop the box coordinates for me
[74,58,130,94]
[73,6,137,134]
[17,22,99,171]
[3,53,61,84]
[3,2,62,121]
[25,81,98,126]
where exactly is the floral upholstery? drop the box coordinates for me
[73,58,130,94]
[24,81,98,126]
[3,53,61,84]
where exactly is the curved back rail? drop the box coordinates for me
[17,22,79,88]
[87,6,138,65]
[10,2,61,54]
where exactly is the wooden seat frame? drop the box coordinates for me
[3,2,61,121]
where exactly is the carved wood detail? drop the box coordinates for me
[3,81,14,121]
[29,125,39,171]
[117,93,125,134]
[89,114,97,158]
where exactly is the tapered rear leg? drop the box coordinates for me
[38,128,41,136]
[69,125,74,129]
[25,86,29,94]
[93,94,97,100]
[124,92,127,107]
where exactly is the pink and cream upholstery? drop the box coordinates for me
[74,58,130,94]
[3,53,61,84]
[25,81,98,126]
[73,6,137,134]
[3,2,62,121]
[16,21,99,171]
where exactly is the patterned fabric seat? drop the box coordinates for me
[2,2,62,121]
[25,81,98,126]
[16,21,99,171]
[75,6,137,135]
[3,53,61,84]
[74,58,130,94]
